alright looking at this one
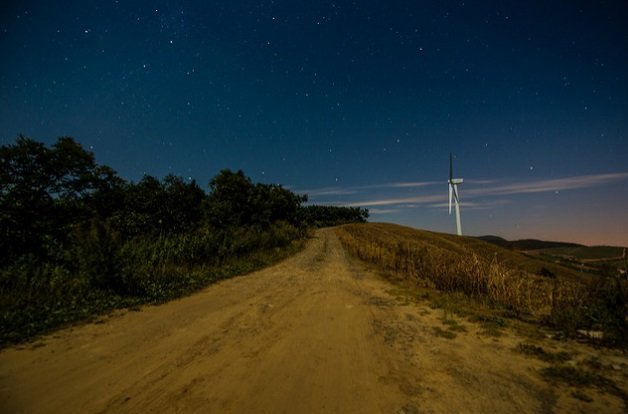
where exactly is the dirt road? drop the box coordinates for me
[0,229,624,413]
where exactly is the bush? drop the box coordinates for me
[299,205,369,227]
[74,219,125,293]
[0,256,115,346]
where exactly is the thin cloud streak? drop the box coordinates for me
[389,181,440,188]
[299,180,440,197]
[465,172,628,197]
[464,179,496,185]
[345,194,444,207]
[369,208,401,214]
[428,199,512,210]
[299,187,360,196]
[319,172,628,209]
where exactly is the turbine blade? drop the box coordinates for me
[449,152,453,181]
[453,185,460,203]
[448,184,452,214]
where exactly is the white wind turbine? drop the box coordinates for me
[448,152,463,236]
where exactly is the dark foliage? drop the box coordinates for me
[539,267,556,278]
[0,136,367,346]
[205,169,308,229]
[0,136,118,263]
[110,174,206,237]
[299,205,369,227]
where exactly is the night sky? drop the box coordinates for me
[1,1,627,246]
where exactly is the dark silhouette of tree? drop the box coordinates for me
[111,174,206,237]
[205,169,257,229]
[0,136,117,261]
[205,169,307,230]
[161,175,206,233]
[251,183,308,228]
[83,165,127,220]
[299,205,369,227]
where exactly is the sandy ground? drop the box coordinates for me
[0,229,626,413]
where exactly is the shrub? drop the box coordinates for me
[74,219,125,293]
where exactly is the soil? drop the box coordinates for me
[0,228,626,413]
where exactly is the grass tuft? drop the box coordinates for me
[541,365,597,387]
[542,365,628,403]
[432,326,457,339]
[517,343,571,363]
[571,390,593,402]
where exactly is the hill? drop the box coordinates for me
[336,223,627,345]
[534,245,626,261]
[476,235,583,251]
[476,235,627,277]
[349,224,587,283]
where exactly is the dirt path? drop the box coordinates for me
[0,229,625,413]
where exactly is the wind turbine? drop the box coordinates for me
[448,153,463,236]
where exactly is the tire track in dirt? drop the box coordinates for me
[1,228,620,413]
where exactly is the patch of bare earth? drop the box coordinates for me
[0,229,626,413]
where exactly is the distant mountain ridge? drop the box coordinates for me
[475,235,583,251]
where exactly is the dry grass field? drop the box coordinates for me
[335,223,628,344]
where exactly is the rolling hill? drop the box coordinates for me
[475,235,583,251]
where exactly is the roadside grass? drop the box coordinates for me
[469,314,508,337]
[441,314,464,328]
[432,326,457,339]
[571,389,593,403]
[384,262,628,406]
[337,223,628,407]
[517,343,572,363]
[441,315,467,334]
[386,285,511,338]
[541,365,596,386]
[0,237,306,348]
[336,223,628,347]
[541,364,628,404]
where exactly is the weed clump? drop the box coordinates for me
[542,365,597,386]
[541,365,627,404]
[517,343,571,363]
[570,390,593,402]
[432,326,457,339]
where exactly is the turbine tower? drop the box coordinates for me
[448,153,463,236]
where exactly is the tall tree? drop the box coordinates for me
[112,174,206,237]
[0,136,118,261]
[205,169,256,229]
[205,169,307,229]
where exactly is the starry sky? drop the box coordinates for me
[1,1,628,246]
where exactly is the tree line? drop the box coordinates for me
[0,135,368,345]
